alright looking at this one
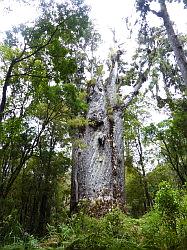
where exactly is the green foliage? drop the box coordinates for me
[140,182,187,249]
[126,164,146,217]
[155,182,180,219]
[1,186,187,249]
[63,83,88,114]
[43,208,142,250]
[0,0,97,241]
[147,164,177,198]
[0,209,22,244]
[144,104,187,186]
[140,210,179,249]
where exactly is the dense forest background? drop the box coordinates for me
[0,0,187,249]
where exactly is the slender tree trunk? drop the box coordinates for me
[151,1,187,87]
[136,133,153,210]
[0,61,15,122]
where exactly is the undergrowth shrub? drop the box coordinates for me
[43,208,143,250]
[40,184,187,249]
[1,182,187,250]
[139,181,187,250]
[0,209,22,245]
[0,234,39,250]
[140,210,179,249]
[177,192,187,249]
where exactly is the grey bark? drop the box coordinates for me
[151,1,187,87]
[70,76,114,214]
[106,59,125,205]
[70,54,124,213]
[70,51,145,214]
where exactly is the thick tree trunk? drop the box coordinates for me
[106,59,125,205]
[70,54,125,215]
[70,77,115,215]
[70,47,146,215]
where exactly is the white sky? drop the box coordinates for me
[0,0,186,47]
[84,0,187,57]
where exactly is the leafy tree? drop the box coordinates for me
[126,159,146,217]
[124,96,154,215]
[147,163,177,198]
[0,0,97,239]
[144,106,187,185]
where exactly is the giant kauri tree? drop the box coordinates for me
[70,48,149,214]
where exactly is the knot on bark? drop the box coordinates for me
[89,118,104,130]
[98,133,106,147]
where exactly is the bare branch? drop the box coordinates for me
[122,72,147,109]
